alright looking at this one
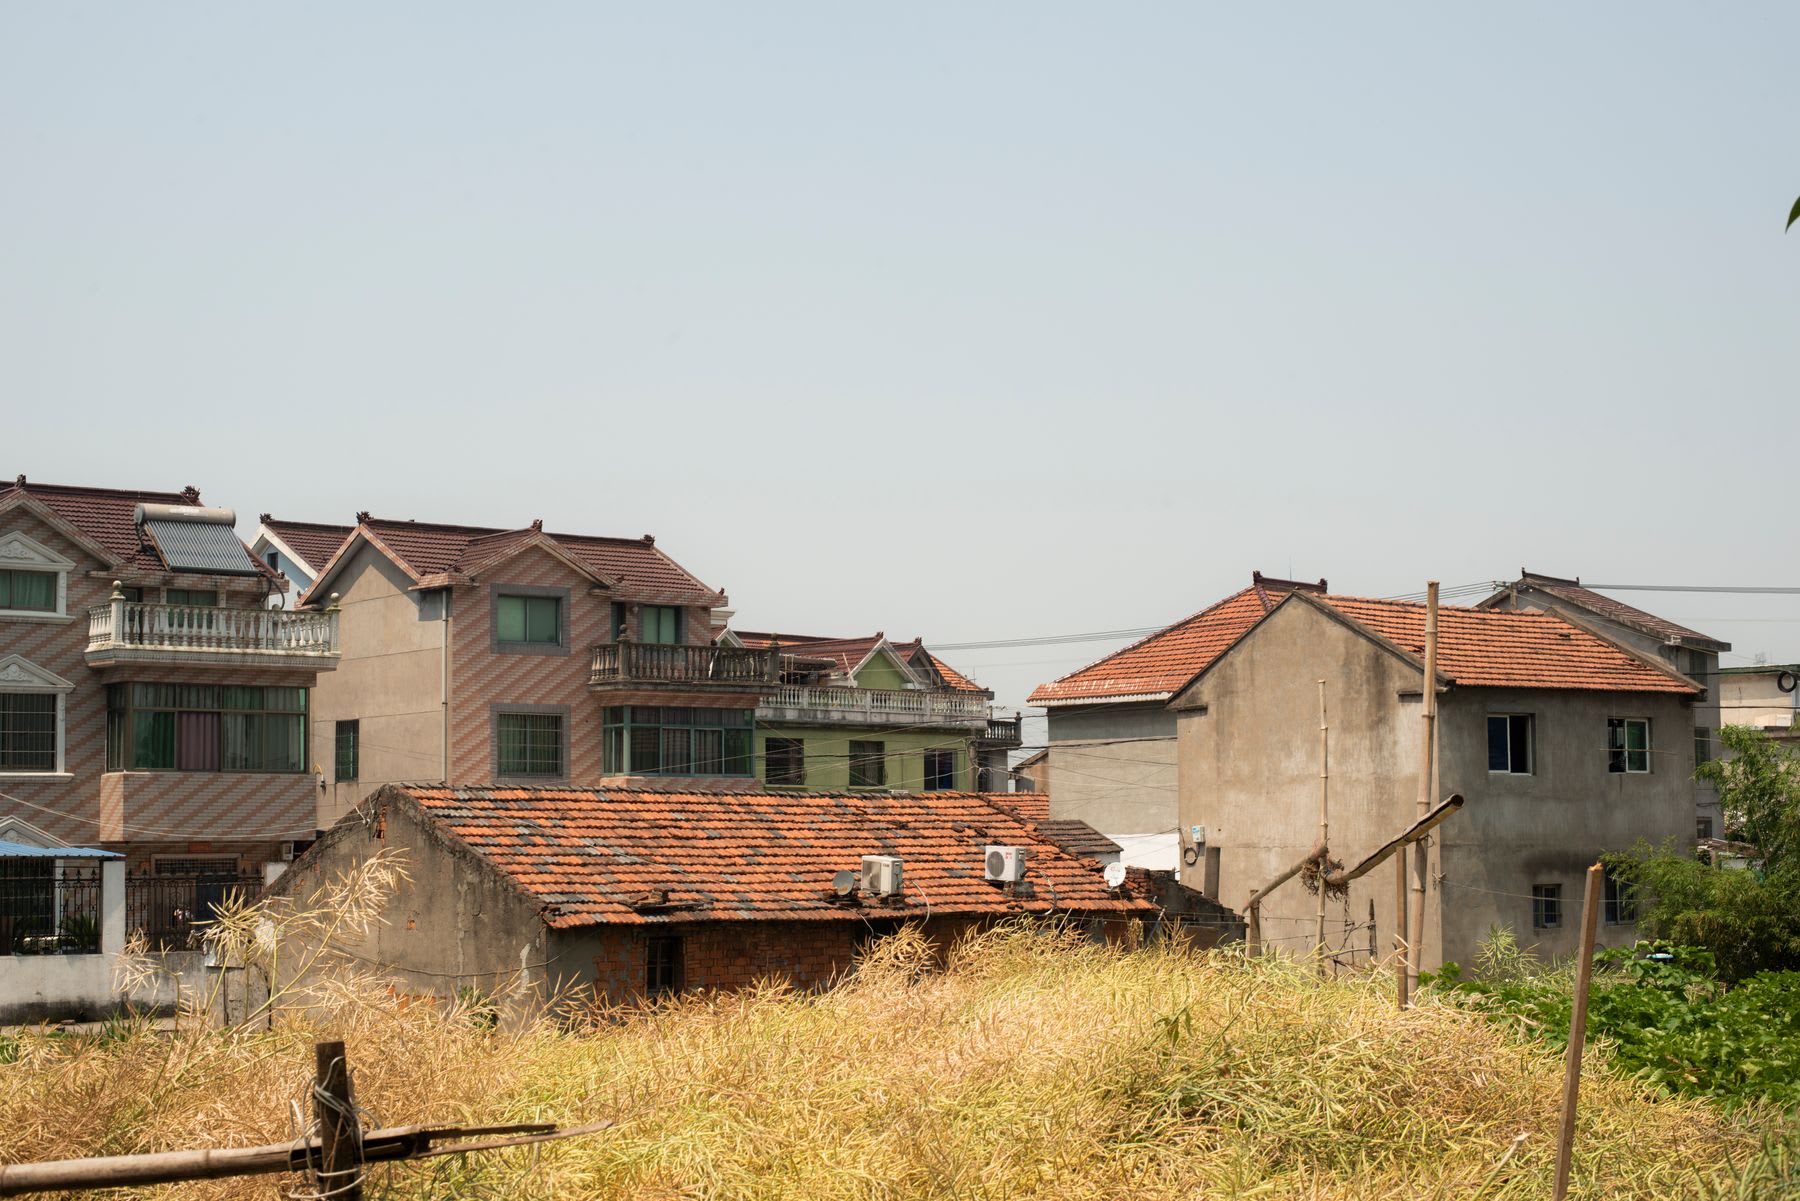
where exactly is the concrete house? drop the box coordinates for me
[0,477,340,880]
[721,630,1022,793]
[287,512,777,830]
[1171,591,1700,970]
[272,783,1154,1005]
[1716,663,1798,749]
[1480,571,1729,839]
[1026,573,1327,869]
[251,517,352,603]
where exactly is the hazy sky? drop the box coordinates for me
[4,4,1796,723]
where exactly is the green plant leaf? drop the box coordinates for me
[1789,195,1800,232]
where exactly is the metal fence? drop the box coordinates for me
[0,863,103,955]
[126,874,263,951]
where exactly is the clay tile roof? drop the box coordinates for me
[1506,571,1729,652]
[1312,595,1700,694]
[349,517,722,604]
[1035,820,1125,859]
[732,631,987,693]
[260,518,354,575]
[394,785,1152,928]
[1029,572,1326,705]
[3,476,265,575]
[926,653,987,694]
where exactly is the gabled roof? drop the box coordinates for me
[299,515,724,607]
[256,517,353,576]
[1300,593,1701,694]
[1028,572,1327,706]
[382,785,1151,928]
[1480,571,1730,653]
[2,475,269,578]
[731,631,989,694]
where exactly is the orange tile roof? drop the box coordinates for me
[1311,594,1700,694]
[4,476,268,576]
[1028,573,1326,705]
[1494,571,1729,653]
[733,631,988,694]
[259,517,353,574]
[390,785,1151,928]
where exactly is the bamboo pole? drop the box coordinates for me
[1407,581,1439,997]
[1316,679,1329,975]
[1553,863,1605,1201]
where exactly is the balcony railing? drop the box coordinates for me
[589,642,778,688]
[87,599,339,662]
[981,714,1024,747]
[759,684,993,725]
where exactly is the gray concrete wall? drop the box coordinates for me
[308,545,448,829]
[1043,702,1178,838]
[269,793,551,1007]
[1173,600,1424,969]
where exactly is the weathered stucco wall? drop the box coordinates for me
[1043,702,1177,838]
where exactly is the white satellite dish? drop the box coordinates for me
[1103,861,1127,889]
[832,870,858,896]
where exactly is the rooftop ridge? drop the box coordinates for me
[7,478,196,504]
[261,515,355,531]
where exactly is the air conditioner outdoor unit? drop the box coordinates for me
[860,854,903,898]
[985,845,1028,883]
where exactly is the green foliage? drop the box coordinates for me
[1605,847,1800,983]
[1789,195,1800,232]
[1698,727,1800,866]
[1429,937,1800,1110]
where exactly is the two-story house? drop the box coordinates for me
[1479,571,1730,839]
[250,516,352,603]
[718,630,1022,792]
[1171,591,1699,970]
[0,476,340,878]
[291,512,778,824]
[1026,573,1328,868]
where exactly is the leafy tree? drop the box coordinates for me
[1700,725,1800,866]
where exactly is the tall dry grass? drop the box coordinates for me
[0,856,1790,1200]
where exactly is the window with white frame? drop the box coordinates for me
[0,532,75,619]
[0,655,74,775]
[1607,718,1650,774]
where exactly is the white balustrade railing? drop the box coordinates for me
[87,602,339,657]
[761,685,992,722]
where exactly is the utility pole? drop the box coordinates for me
[1407,581,1439,1000]
[1316,679,1329,975]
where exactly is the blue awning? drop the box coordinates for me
[0,840,121,859]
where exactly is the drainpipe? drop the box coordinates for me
[441,590,452,784]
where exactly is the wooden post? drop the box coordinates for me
[1316,679,1329,975]
[1407,581,1439,997]
[314,1040,362,1201]
[1553,863,1605,1201]
[1246,902,1261,957]
[1394,856,1408,1008]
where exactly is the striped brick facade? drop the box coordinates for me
[1,499,330,873]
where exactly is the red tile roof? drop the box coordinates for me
[305,516,723,606]
[1028,573,1327,705]
[3,476,266,576]
[1486,571,1729,653]
[1310,594,1700,694]
[732,631,988,694]
[259,518,353,575]
[389,784,1151,928]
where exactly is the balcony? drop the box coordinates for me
[757,684,994,729]
[589,642,778,700]
[86,599,340,672]
[980,714,1024,748]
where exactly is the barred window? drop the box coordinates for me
[646,935,683,996]
[0,694,56,771]
[497,712,563,776]
[765,738,805,786]
[849,741,886,789]
[335,720,360,782]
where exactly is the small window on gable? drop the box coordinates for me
[497,594,560,645]
[1486,714,1533,774]
[1607,718,1650,774]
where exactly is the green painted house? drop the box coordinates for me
[717,631,1022,793]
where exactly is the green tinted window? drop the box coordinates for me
[498,595,560,644]
[0,570,56,611]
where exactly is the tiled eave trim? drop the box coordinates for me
[1037,691,1174,708]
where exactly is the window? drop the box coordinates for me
[1687,649,1710,679]
[602,706,753,777]
[1607,718,1650,774]
[0,570,56,612]
[164,589,218,607]
[1532,884,1562,930]
[642,605,681,645]
[765,737,805,786]
[1486,714,1534,774]
[335,720,360,782]
[105,684,306,773]
[1694,727,1712,772]
[497,712,563,776]
[610,601,627,641]
[1603,870,1638,925]
[923,748,957,791]
[849,741,886,788]
[646,935,683,996]
[0,695,56,771]
[497,594,560,645]
[1698,815,1715,840]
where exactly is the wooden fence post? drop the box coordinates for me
[314,1040,362,1201]
[1553,863,1604,1201]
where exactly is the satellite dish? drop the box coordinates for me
[833,870,858,896]
[1103,862,1127,889]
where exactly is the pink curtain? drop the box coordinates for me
[176,712,220,771]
